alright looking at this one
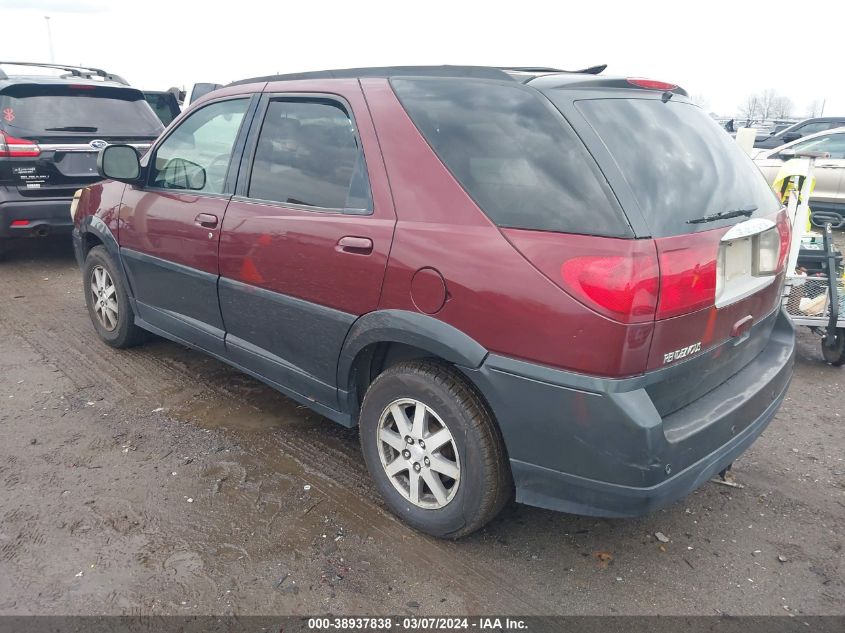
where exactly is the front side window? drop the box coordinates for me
[248,98,371,212]
[792,133,845,159]
[150,98,248,194]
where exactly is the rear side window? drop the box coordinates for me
[571,97,782,237]
[248,99,371,212]
[391,78,630,236]
[0,84,163,137]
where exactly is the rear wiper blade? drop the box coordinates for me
[686,206,757,225]
[44,126,99,132]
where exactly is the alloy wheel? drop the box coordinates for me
[376,398,461,509]
[90,265,118,332]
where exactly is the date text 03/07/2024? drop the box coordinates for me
[306,617,528,630]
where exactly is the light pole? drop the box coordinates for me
[44,16,55,63]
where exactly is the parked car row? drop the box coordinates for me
[753,117,845,150]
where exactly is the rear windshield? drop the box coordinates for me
[391,78,631,237]
[0,84,163,137]
[570,97,781,237]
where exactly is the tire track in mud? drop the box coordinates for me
[0,250,539,612]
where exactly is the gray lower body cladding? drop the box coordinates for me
[462,309,795,517]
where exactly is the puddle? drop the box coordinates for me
[171,392,308,434]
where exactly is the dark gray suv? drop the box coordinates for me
[0,62,163,258]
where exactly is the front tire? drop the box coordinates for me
[83,245,146,348]
[359,360,512,538]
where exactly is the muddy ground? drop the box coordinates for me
[0,236,843,616]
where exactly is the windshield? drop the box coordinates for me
[0,84,163,137]
[568,96,781,237]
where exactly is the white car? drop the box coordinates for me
[754,126,845,228]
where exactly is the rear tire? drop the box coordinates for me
[359,360,512,539]
[821,329,845,367]
[83,245,146,348]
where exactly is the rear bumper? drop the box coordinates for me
[0,197,73,239]
[462,309,795,517]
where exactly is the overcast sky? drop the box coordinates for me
[1,0,842,117]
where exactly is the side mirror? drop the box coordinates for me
[781,132,801,143]
[159,157,207,190]
[97,145,141,183]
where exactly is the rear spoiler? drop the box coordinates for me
[500,65,607,75]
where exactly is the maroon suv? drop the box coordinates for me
[72,66,795,538]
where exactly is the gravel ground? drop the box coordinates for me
[0,236,842,616]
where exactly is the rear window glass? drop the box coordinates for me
[391,78,631,237]
[570,97,781,237]
[0,84,163,137]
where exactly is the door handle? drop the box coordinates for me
[816,163,840,168]
[337,236,373,254]
[194,213,219,229]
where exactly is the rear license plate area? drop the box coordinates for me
[55,151,99,177]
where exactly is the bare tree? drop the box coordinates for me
[806,99,823,117]
[739,89,794,123]
[738,94,761,125]
[771,95,793,119]
[758,89,779,120]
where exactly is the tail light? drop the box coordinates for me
[560,252,659,323]
[655,235,719,320]
[502,229,660,324]
[504,219,781,327]
[0,133,41,157]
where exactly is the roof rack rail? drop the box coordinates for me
[0,61,129,85]
[500,64,607,75]
[225,64,607,89]
[228,65,515,87]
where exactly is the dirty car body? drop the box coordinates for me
[72,65,795,535]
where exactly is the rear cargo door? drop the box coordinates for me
[561,94,788,411]
[0,83,163,197]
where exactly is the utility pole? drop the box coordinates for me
[820,99,826,117]
[44,16,55,63]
